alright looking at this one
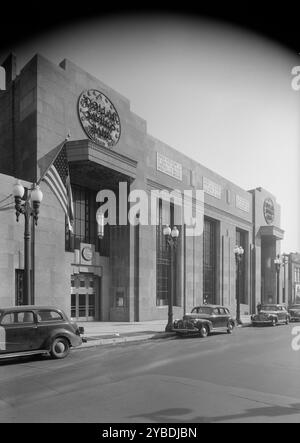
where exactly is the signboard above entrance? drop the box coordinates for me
[78,89,121,148]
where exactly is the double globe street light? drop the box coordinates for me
[13,180,43,305]
[234,245,244,325]
[163,224,179,332]
[274,254,283,304]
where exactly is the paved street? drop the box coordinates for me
[0,324,299,423]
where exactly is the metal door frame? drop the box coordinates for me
[71,273,99,321]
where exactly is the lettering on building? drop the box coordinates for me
[78,89,121,148]
[156,152,183,181]
[203,176,222,199]
[236,194,250,212]
[263,197,275,224]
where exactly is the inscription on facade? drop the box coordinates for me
[236,195,250,212]
[203,177,222,199]
[263,198,275,224]
[156,153,183,181]
[78,89,121,148]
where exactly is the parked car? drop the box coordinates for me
[0,306,85,360]
[172,305,235,337]
[251,304,290,326]
[288,304,300,322]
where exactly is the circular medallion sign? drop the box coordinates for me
[263,198,275,224]
[82,247,93,262]
[78,89,121,148]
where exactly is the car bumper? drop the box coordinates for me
[70,335,83,347]
[252,319,273,325]
[172,327,199,334]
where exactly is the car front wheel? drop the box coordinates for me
[199,324,209,338]
[50,337,70,359]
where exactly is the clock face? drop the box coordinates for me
[78,89,121,148]
[82,247,93,262]
[263,198,275,224]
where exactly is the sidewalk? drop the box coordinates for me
[76,315,252,349]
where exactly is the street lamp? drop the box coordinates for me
[96,212,105,239]
[163,224,179,332]
[13,180,43,305]
[281,253,289,305]
[234,245,244,325]
[274,254,283,304]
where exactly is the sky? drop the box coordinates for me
[1,13,299,253]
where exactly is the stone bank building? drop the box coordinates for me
[0,53,285,322]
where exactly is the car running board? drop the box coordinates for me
[0,349,49,359]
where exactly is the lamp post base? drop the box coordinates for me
[165,323,173,332]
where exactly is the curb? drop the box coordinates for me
[75,326,252,351]
[75,331,175,350]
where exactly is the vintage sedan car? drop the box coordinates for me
[172,305,235,337]
[251,304,290,326]
[0,306,85,360]
[288,304,300,322]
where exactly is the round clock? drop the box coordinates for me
[82,247,93,262]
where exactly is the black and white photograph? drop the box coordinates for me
[0,1,300,427]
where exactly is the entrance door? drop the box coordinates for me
[71,274,98,321]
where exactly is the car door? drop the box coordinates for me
[36,309,66,349]
[0,311,37,352]
[210,308,221,328]
[217,308,229,328]
[277,306,284,322]
[281,306,288,322]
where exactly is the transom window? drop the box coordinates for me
[65,184,110,256]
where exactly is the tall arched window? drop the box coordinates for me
[236,228,247,304]
[156,199,178,306]
[203,217,217,304]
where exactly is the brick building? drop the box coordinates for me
[0,53,285,321]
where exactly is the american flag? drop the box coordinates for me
[41,142,74,232]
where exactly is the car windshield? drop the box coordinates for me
[261,306,278,311]
[191,307,212,314]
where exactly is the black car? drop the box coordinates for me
[288,304,300,322]
[172,305,235,337]
[0,306,84,360]
[251,304,290,326]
